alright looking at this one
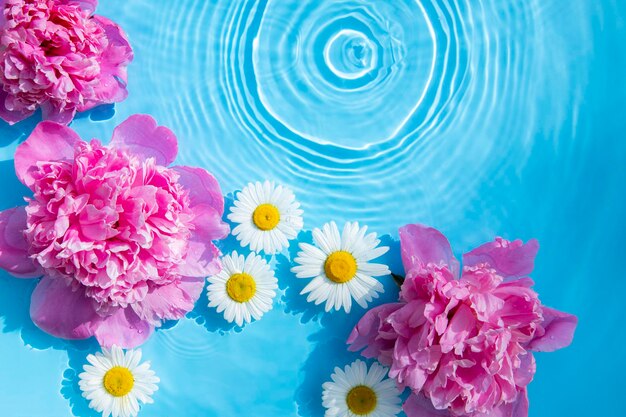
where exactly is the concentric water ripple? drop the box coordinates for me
[253,0,436,146]
[76,0,588,235]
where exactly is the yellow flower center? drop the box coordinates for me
[324,251,357,283]
[103,366,134,397]
[252,204,280,231]
[346,385,377,415]
[226,273,257,303]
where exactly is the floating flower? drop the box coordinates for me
[322,359,402,417]
[291,221,389,313]
[228,180,303,255]
[348,224,578,417]
[0,115,228,347]
[0,0,133,124]
[79,345,159,417]
[207,251,278,326]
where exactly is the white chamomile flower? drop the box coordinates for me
[322,359,402,417]
[291,221,390,313]
[207,251,278,326]
[228,180,304,254]
[78,345,159,417]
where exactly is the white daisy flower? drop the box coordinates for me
[291,221,390,313]
[207,251,278,326]
[228,180,304,255]
[322,359,402,417]
[78,345,159,417]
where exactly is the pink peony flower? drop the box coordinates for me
[0,114,229,348]
[348,224,577,417]
[0,0,133,125]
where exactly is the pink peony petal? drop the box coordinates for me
[173,167,228,277]
[463,237,539,281]
[439,303,476,354]
[110,114,178,166]
[14,121,81,189]
[93,307,153,349]
[30,276,99,340]
[512,389,530,417]
[528,307,577,352]
[399,224,459,277]
[348,303,403,356]
[404,390,530,417]
[387,300,427,338]
[403,393,452,417]
[513,353,536,387]
[40,101,77,125]
[94,15,133,67]
[190,203,228,242]
[176,204,228,277]
[179,239,221,277]
[85,16,133,107]
[68,0,98,14]
[0,90,33,125]
[474,389,530,417]
[0,207,42,278]
[132,276,205,325]
[173,166,225,214]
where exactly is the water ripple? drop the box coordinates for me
[100,0,588,234]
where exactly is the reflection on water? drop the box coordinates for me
[0,0,625,416]
[109,0,555,233]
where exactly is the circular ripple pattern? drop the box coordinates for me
[95,0,586,236]
[253,0,436,146]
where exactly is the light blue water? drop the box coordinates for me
[0,1,625,416]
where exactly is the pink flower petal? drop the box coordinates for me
[84,16,133,107]
[40,101,77,125]
[0,90,33,125]
[528,306,577,352]
[14,121,81,189]
[0,207,42,278]
[513,353,536,387]
[179,238,221,277]
[512,389,530,417]
[110,114,178,166]
[69,0,98,14]
[404,390,530,417]
[176,204,227,278]
[94,16,131,57]
[93,307,153,349]
[173,166,225,214]
[474,389,529,417]
[439,303,476,354]
[399,224,459,277]
[348,303,403,356]
[30,276,99,340]
[403,393,452,417]
[132,276,205,325]
[463,237,539,281]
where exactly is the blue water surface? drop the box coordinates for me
[1,1,625,416]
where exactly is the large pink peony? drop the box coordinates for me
[0,0,132,124]
[348,224,577,417]
[0,114,228,347]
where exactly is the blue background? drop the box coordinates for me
[0,1,624,416]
